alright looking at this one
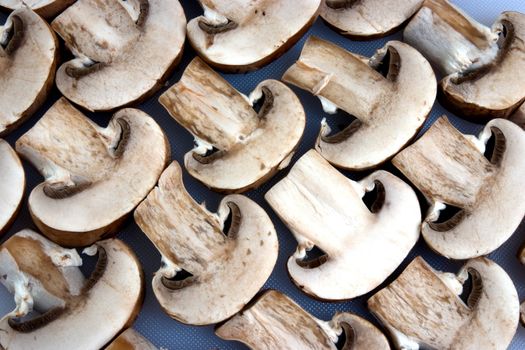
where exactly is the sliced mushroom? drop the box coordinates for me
[393,116,525,259]
[51,0,186,112]
[368,256,519,350]
[15,97,169,247]
[160,57,305,193]
[0,139,24,234]
[320,0,423,39]
[216,290,389,350]
[0,1,74,18]
[404,0,525,120]
[283,36,436,170]
[265,150,420,300]
[186,0,321,72]
[0,8,58,136]
[510,103,525,130]
[0,229,144,350]
[134,161,278,325]
[107,329,157,350]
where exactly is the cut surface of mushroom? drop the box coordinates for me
[15,98,169,247]
[393,116,525,259]
[134,161,278,325]
[283,36,436,170]
[51,0,186,111]
[265,150,420,300]
[160,57,305,193]
[0,8,57,136]
[0,139,24,234]
[216,290,389,350]
[0,229,143,350]
[320,0,423,39]
[404,0,525,119]
[107,329,157,350]
[368,256,519,350]
[0,0,75,18]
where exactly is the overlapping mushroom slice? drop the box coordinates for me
[134,162,278,325]
[160,57,305,193]
[216,290,389,350]
[186,0,320,72]
[265,150,420,300]
[0,229,144,350]
[0,8,57,136]
[320,0,423,39]
[404,0,525,120]
[0,139,24,234]
[368,256,519,350]
[107,329,157,350]
[51,0,186,112]
[283,36,436,170]
[15,98,169,247]
[393,116,525,259]
[0,0,74,18]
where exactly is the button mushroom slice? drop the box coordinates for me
[320,0,423,39]
[51,0,186,112]
[393,116,525,259]
[15,97,170,247]
[0,139,24,234]
[186,0,321,72]
[510,103,525,130]
[283,36,436,170]
[265,150,420,300]
[404,0,525,120]
[134,161,278,325]
[368,256,519,350]
[0,0,74,18]
[0,229,144,350]
[0,8,58,136]
[160,57,305,193]
[216,290,389,350]
[107,329,157,350]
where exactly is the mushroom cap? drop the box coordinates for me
[320,0,423,39]
[134,162,278,325]
[0,0,75,18]
[160,57,305,193]
[16,98,169,247]
[107,329,157,350]
[368,256,519,350]
[283,37,436,170]
[265,150,420,300]
[0,8,57,136]
[52,0,186,112]
[186,0,321,72]
[393,116,525,259]
[0,139,24,234]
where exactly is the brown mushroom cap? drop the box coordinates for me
[0,139,24,235]
[107,329,157,350]
[0,0,75,18]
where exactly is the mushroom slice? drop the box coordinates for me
[0,1,74,18]
[0,139,24,234]
[510,103,525,130]
[265,150,420,300]
[368,256,519,350]
[0,229,143,350]
[160,57,305,193]
[0,8,58,136]
[320,0,423,39]
[283,36,436,170]
[186,0,321,72]
[216,290,389,350]
[134,161,278,325]
[393,116,525,259]
[51,0,186,112]
[107,329,157,350]
[15,98,169,247]
[404,0,525,120]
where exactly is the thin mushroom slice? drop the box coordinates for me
[393,116,525,259]
[283,36,436,170]
[134,162,278,325]
[51,0,186,112]
[216,290,389,350]
[186,0,321,72]
[518,247,525,326]
[265,150,420,300]
[368,256,519,350]
[160,57,305,193]
[0,229,143,350]
[107,329,157,350]
[404,0,525,120]
[0,8,58,136]
[320,0,423,39]
[0,1,75,18]
[0,139,24,234]
[15,98,169,247]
